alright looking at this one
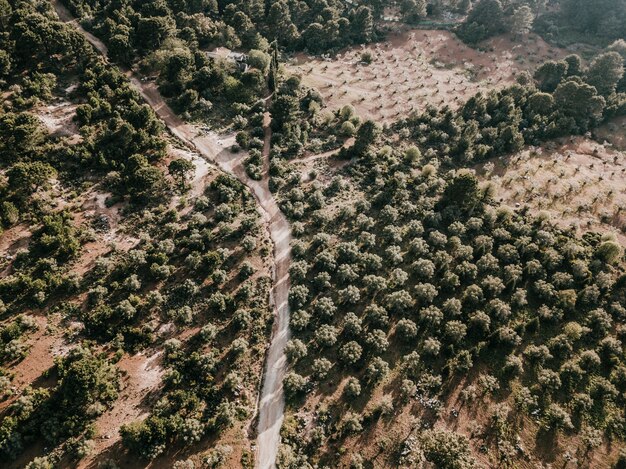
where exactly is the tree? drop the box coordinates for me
[510,5,534,36]
[126,163,168,203]
[585,51,625,96]
[271,94,299,131]
[420,430,476,469]
[444,321,467,343]
[596,240,622,264]
[608,39,626,60]
[283,372,307,399]
[247,49,270,73]
[267,1,299,46]
[230,11,261,49]
[0,112,46,163]
[343,376,362,397]
[564,54,583,77]
[339,341,363,365]
[268,40,279,92]
[0,49,11,80]
[457,0,506,44]
[365,357,389,383]
[553,80,605,131]
[0,0,11,30]
[168,158,195,190]
[351,6,375,43]
[527,92,554,115]
[396,319,418,341]
[108,33,133,64]
[365,329,389,354]
[543,403,573,432]
[302,23,327,53]
[560,0,626,39]
[315,325,338,348]
[136,16,174,51]
[534,60,568,92]
[7,161,56,197]
[441,170,481,211]
[340,412,363,435]
[340,121,356,137]
[351,120,382,157]
[285,339,307,363]
[56,347,119,410]
[401,0,427,24]
[288,285,309,308]
[311,358,332,380]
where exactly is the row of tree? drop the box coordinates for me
[280,133,626,465]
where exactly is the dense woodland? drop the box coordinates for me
[1,0,626,467]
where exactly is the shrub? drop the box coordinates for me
[343,377,362,398]
[283,372,307,399]
[419,429,476,469]
[311,358,332,380]
[339,341,362,365]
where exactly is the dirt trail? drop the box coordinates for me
[54,1,291,467]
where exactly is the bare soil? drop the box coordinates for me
[35,100,80,140]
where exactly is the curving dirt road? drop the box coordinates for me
[54,2,291,467]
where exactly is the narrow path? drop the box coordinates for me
[53,2,291,467]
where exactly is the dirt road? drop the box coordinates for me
[54,1,291,467]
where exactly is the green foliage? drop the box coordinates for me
[401,60,617,165]
[0,346,119,460]
[168,158,195,190]
[456,0,506,44]
[0,112,45,164]
[585,52,625,96]
[420,430,476,469]
[559,0,626,42]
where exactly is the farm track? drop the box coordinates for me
[53,1,291,467]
